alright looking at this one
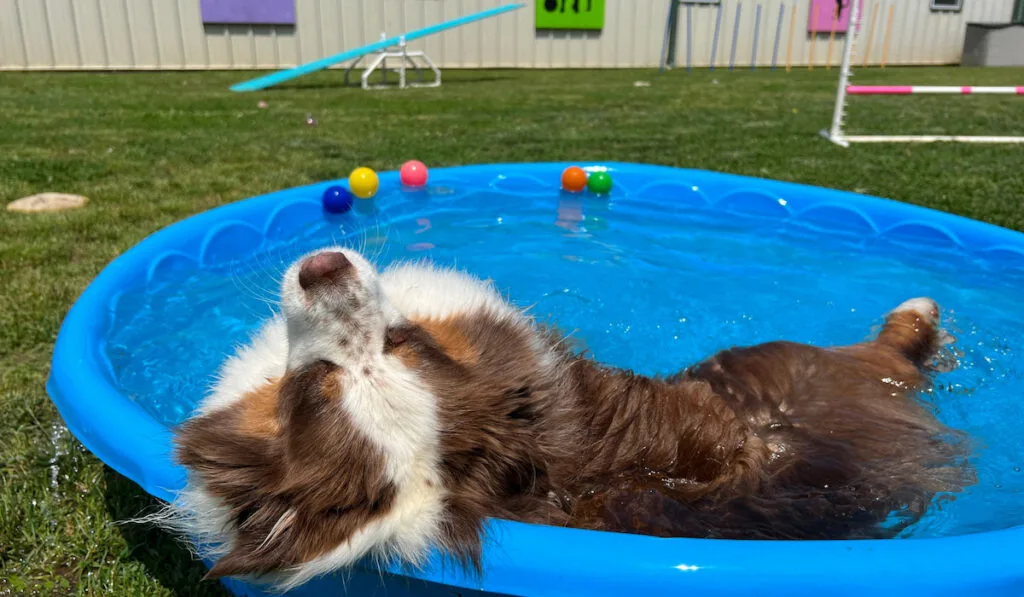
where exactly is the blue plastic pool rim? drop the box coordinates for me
[48,162,1024,595]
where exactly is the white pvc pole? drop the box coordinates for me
[844,135,1024,144]
[847,85,1024,95]
[819,2,1024,147]
[825,0,859,146]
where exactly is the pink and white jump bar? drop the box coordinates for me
[847,85,1024,95]
[821,0,1024,146]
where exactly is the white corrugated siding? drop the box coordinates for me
[0,0,1016,70]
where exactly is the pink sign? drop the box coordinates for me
[807,0,863,33]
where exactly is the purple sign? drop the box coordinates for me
[200,0,295,25]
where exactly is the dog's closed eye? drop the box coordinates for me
[383,327,408,352]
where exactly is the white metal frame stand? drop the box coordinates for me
[343,34,442,91]
[822,0,1024,146]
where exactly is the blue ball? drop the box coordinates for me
[322,185,353,214]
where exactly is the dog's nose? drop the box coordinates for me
[298,251,354,290]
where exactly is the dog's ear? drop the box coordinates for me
[205,552,259,581]
[179,361,401,582]
[204,487,399,581]
[204,503,300,580]
[204,507,297,579]
[175,406,298,579]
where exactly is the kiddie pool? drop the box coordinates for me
[48,163,1024,596]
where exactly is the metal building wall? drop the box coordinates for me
[0,0,1016,71]
[666,0,1017,70]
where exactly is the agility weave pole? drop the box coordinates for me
[821,0,1024,147]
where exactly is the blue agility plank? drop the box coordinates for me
[230,2,525,92]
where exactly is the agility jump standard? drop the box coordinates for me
[821,0,1024,146]
[230,3,525,93]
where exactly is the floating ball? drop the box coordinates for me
[348,167,379,199]
[587,171,613,195]
[400,160,429,187]
[561,166,587,193]
[321,185,353,214]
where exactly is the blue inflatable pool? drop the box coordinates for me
[48,163,1024,596]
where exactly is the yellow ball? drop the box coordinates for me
[348,167,379,199]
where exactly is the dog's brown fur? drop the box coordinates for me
[176,300,971,581]
[569,308,966,539]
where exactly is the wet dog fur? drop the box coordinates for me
[150,248,972,591]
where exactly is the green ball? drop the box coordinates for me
[587,171,613,195]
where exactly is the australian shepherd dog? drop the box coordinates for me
[151,247,971,591]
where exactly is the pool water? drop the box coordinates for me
[106,185,1024,540]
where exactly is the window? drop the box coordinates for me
[930,0,964,11]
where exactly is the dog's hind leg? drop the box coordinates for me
[831,297,949,392]
[874,297,943,368]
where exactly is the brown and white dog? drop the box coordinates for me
[154,247,971,591]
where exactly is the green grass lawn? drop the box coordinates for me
[1,66,1022,596]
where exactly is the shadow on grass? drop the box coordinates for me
[103,466,231,597]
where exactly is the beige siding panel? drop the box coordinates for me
[753,2,768,67]
[1,0,1018,71]
[697,4,716,68]
[630,1,643,68]
[723,1,741,68]
[899,1,918,64]
[456,0,474,68]
[275,27,297,67]
[0,0,28,67]
[204,26,229,68]
[624,0,641,67]
[791,0,807,67]
[418,0,443,65]
[44,0,81,67]
[749,0,763,68]
[234,24,258,68]
[294,0,318,66]
[465,0,487,68]
[747,2,760,67]
[565,29,581,68]
[175,0,208,67]
[533,19,552,67]
[149,0,183,67]
[553,29,571,68]
[709,3,727,69]
[915,3,932,64]
[249,26,275,69]
[17,0,55,67]
[596,0,617,67]
[95,0,128,68]
[124,0,159,67]
[317,0,340,58]
[497,0,518,67]
[74,0,108,67]
[480,0,502,67]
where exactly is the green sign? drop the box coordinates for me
[535,0,605,30]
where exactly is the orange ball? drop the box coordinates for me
[561,166,588,193]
